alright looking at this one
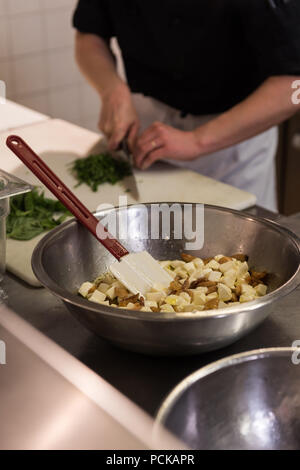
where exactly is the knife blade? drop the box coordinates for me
[116,137,139,201]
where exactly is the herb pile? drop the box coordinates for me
[71,153,132,192]
[6,189,70,241]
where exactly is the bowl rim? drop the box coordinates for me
[31,203,300,323]
[155,346,300,427]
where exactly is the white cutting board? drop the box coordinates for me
[0,119,256,286]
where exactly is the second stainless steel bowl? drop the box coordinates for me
[32,204,300,355]
[156,348,300,449]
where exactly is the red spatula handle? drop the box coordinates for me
[6,135,129,261]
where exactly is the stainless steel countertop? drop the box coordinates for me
[3,207,300,417]
[0,306,162,450]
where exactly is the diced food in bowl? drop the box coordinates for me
[78,253,268,313]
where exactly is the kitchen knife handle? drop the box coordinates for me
[6,135,129,261]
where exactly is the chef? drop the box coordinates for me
[73,0,300,211]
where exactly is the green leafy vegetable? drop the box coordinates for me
[6,189,71,241]
[71,153,132,192]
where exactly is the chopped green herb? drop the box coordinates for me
[6,188,71,241]
[71,153,132,192]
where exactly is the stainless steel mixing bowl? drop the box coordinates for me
[32,204,300,356]
[156,347,300,449]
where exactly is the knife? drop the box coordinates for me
[116,136,139,201]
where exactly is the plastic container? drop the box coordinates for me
[0,193,9,282]
[0,170,32,283]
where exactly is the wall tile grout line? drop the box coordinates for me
[0,0,125,132]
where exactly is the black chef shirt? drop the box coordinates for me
[73,0,300,115]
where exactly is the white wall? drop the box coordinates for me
[0,0,124,133]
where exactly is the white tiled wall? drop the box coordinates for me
[0,0,125,132]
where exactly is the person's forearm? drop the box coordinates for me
[75,32,125,97]
[195,76,300,155]
[75,32,139,150]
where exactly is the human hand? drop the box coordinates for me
[133,122,201,170]
[99,82,140,151]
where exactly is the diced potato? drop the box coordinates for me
[174,267,188,277]
[106,286,116,300]
[146,291,166,303]
[236,275,248,287]
[241,283,256,296]
[111,280,124,288]
[140,306,152,312]
[208,271,222,282]
[202,268,212,279]
[214,254,225,261]
[219,261,235,273]
[239,294,256,303]
[179,292,191,302]
[145,300,158,309]
[176,303,188,312]
[119,303,140,310]
[164,266,177,278]
[179,292,191,304]
[193,258,204,269]
[206,292,218,300]
[165,295,180,306]
[175,294,191,309]
[159,260,171,268]
[218,283,232,302]
[126,302,137,309]
[188,268,204,283]
[184,261,196,274]
[218,300,228,309]
[160,304,175,312]
[192,291,207,305]
[195,286,208,294]
[236,262,249,279]
[88,290,107,304]
[206,259,220,270]
[255,284,268,296]
[171,260,185,268]
[97,282,110,294]
[182,303,204,312]
[78,282,94,298]
[222,269,237,289]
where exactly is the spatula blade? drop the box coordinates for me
[110,251,173,296]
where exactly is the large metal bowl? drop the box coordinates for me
[156,348,300,449]
[32,204,300,356]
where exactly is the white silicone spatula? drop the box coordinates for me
[6,135,172,296]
